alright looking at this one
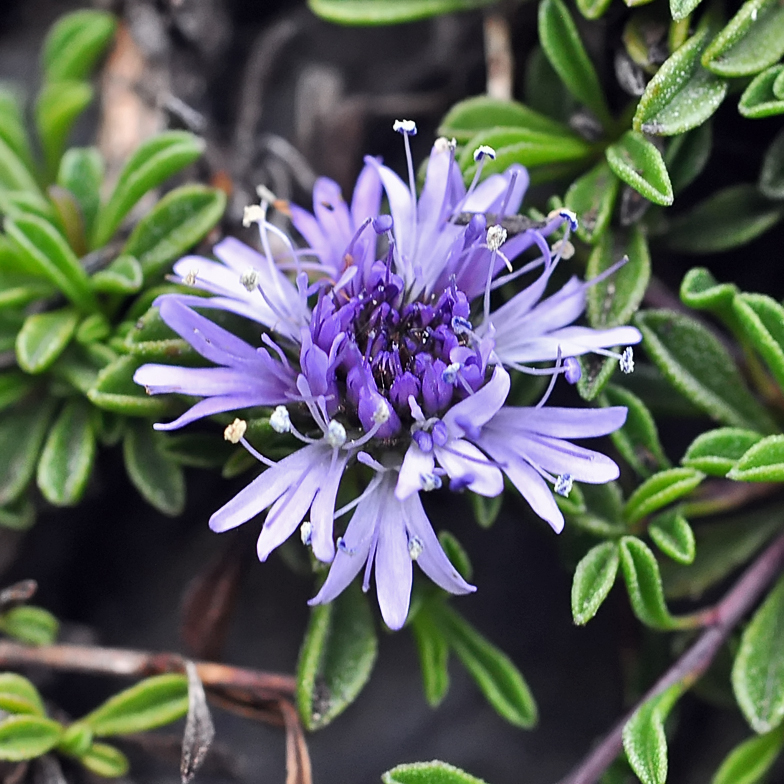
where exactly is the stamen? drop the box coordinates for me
[564,357,581,384]
[442,362,463,385]
[393,119,417,135]
[420,473,442,492]
[183,268,198,286]
[337,537,357,556]
[551,239,575,260]
[239,437,276,468]
[394,119,418,262]
[242,204,265,227]
[473,145,496,161]
[620,346,634,374]
[239,268,260,291]
[486,225,507,251]
[326,420,347,449]
[408,535,424,560]
[223,418,247,443]
[300,521,313,546]
[270,406,291,433]
[373,215,393,234]
[554,473,574,497]
[536,348,563,409]
[434,136,456,153]
[451,316,473,334]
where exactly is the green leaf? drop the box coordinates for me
[123,421,185,516]
[665,121,713,194]
[622,683,683,784]
[42,10,116,82]
[728,435,784,483]
[0,401,57,505]
[297,581,378,730]
[712,725,784,784]
[619,536,680,629]
[91,255,143,294]
[760,128,784,200]
[571,541,620,625]
[524,46,577,124]
[75,313,111,345]
[469,491,503,529]
[0,716,63,761]
[0,137,40,195]
[88,354,171,417]
[4,215,97,313]
[0,373,33,414]
[122,184,226,281]
[702,0,784,77]
[634,28,727,134]
[679,267,738,318]
[82,674,188,736]
[606,131,673,206]
[648,509,695,564]
[58,147,104,238]
[92,131,206,247]
[0,606,59,646]
[0,495,35,531]
[36,398,96,506]
[438,96,573,144]
[412,605,451,707]
[0,89,35,174]
[682,428,764,476]
[16,308,80,373]
[623,468,704,524]
[307,0,494,24]
[586,226,650,329]
[634,310,776,433]
[733,293,784,389]
[0,674,45,716]
[436,604,537,728]
[776,68,784,100]
[58,722,93,757]
[602,384,669,477]
[35,81,93,179]
[48,185,87,257]
[538,0,611,127]
[565,161,620,243]
[383,761,488,784]
[577,352,619,401]
[576,0,612,21]
[732,576,784,733]
[79,742,129,778]
[739,65,784,119]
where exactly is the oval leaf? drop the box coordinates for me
[760,127,784,200]
[679,267,738,318]
[0,674,45,717]
[682,428,764,476]
[728,435,784,483]
[308,0,495,24]
[383,761,488,784]
[79,742,130,778]
[739,65,784,119]
[0,606,59,646]
[606,131,673,206]
[733,293,784,389]
[0,88,35,174]
[88,355,171,417]
[411,606,451,707]
[648,509,695,564]
[91,255,143,294]
[712,725,784,784]
[0,138,41,196]
[16,308,80,374]
[35,81,93,178]
[623,468,704,524]
[58,147,104,238]
[42,10,116,82]
[571,541,620,625]
[0,716,62,761]
[565,160,620,244]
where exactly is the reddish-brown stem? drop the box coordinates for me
[557,530,784,784]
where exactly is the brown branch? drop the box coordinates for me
[483,12,514,101]
[557,530,784,784]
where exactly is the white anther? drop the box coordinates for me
[554,473,573,497]
[408,535,424,561]
[183,268,198,286]
[434,136,456,153]
[420,472,442,492]
[393,119,417,135]
[337,536,356,555]
[242,204,265,227]
[223,418,247,444]
[372,401,390,425]
[326,420,347,448]
[442,362,462,385]
[620,347,634,374]
[486,224,508,251]
[270,405,291,433]
[300,521,313,546]
[473,145,496,161]
[552,239,575,259]
[239,268,260,291]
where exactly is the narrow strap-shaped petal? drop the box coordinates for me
[350,162,383,228]
[151,393,277,432]
[435,439,504,497]
[442,365,510,438]
[516,433,620,484]
[491,405,628,439]
[374,498,413,630]
[396,442,436,500]
[309,450,351,562]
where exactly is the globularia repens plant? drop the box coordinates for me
[2,0,784,783]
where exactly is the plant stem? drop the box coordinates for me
[557,530,784,784]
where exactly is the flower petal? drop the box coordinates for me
[396,443,435,500]
[309,450,351,562]
[375,498,412,630]
[435,439,504,497]
[442,365,510,438]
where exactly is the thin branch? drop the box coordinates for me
[557,530,784,784]
[483,12,514,101]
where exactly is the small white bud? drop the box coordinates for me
[486,224,508,251]
[408,535,424,561]
[239,268,260,291]
[393,119,417,135]
[300,521,313,546]
[326,420,347,448]
[473,145,496,161]
[242,204,265,227]
[223,418,247,444]
[552,239,575,259]
[620,346,635,374]
[554,473,573,497]
[183,268,198,286]
[270,406,291,433]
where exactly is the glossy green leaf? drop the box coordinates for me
[712,725,784,784]
[0,401,56,505]
[0,138,40,195]
[58,147,104,238]
[648,509,695,564]
[665,122,713,194]
[733,293,784,389]
[619,536,680,629]
[623,683,683,784]
[634,310,776,432]
[679,267,738,320]
[82,674,188,736]
[702,0,784,77]
[0,89,35,174]
[469,491,503,529]
[437,604,537,728]
[48,185,87,256]
[571,541,620,625]
[36,398,96,506]
[0,674,45,716]
[35,81,93,178]
[683,428,763,476]
[732,576,784,733]
[122,184,226,280]
[760,128,784,200]
[538,0,611,127]
[565,160,620,243]
[4,215,97,313]
[123,421,185,516]
[728,435,784,483]
[577,353,618,401]
[42,10,116,81]
[739,65,784,119]
[0,716,62,761]
[602,384,669,477]
[0,606,59,646]
[606,131,673,206]
[92,131,206,247]
[438,96,572,144]
[624,468,704,524]
[79,742,129,778]
[307,0,494,24]
[412,605,451,707]
[576,0,612,21]
[634,29,727,134]
[91,255,143,294]
[297,581,378,730]
[383,761,488,784]
[88,355,171,417]
[16,308,79,373]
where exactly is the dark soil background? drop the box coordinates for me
[0,2,781,784]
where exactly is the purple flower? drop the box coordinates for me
[134,123,639,629]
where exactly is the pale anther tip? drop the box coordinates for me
[223,418,247,444]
